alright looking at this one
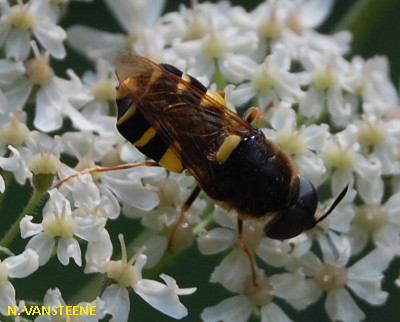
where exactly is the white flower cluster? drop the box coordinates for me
[0,0,399,321]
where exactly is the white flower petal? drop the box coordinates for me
[74,215,106,242]
[5,28,30,60]
[67,25,126,60]
[134,278,190,319]
[325,289,365,322]
[143,236,168,269]
[159,274,196,296]
[4,249,39,278]
[104,0,165,32]
[0,145,20,172]
[20,215,43,238]
[102,176,160,210]
[0,281,16,315]
[57,236,82,266]
[210,249,252,293]
[229,83,256,107]
[212,206,237,229]
[0,19,11,46]
[197,227,235,255]
[256,238,292,267]
[302,124,329,151]
[201,295,252,322]
[270,103,296,130]
[270,271,321,309]
[346,248,392,305]
[42,287,65,307]
[25,232,54,266]
[260,302,293,322]
[84,229,112,274]
[299,0,334,28]
[34,84,64,132]
[132,254,147,281]
[101,284,130,322]
[3,76,32,111]
[299,87,324,117]
[34,22,66,59]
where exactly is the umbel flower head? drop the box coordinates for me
[0,0,399,321]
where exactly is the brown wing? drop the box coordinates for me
[115,52,257,183]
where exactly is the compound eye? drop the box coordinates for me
[265,176,318,239]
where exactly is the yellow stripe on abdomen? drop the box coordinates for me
[158,144,183,173]
[134,127,157,147]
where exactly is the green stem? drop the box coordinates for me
[333,0,398,51]
[211,63,227,91]
[0,190,45,248]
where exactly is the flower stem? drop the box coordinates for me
[0,190,45,248]
[333,0,398,51]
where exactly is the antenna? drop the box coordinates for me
[316,185,349,261]
[316,185,349,224]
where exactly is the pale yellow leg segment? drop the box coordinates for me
[56,161,159,189]
[216,134,241,164]
[243,107,261,124]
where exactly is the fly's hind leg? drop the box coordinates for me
[167,185,202,252]
[238,218,259,287]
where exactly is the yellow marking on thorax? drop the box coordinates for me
[216,134,241,164]
[158,143,184,173]
[134,127,157,147]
